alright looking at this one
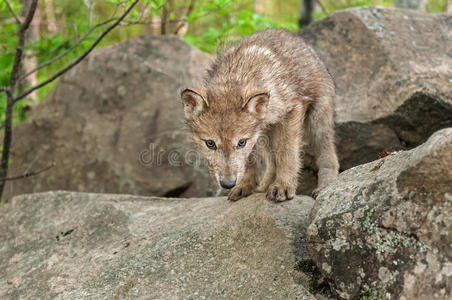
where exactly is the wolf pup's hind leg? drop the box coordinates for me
[307,94,339,198]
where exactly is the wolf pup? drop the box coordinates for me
[181,29,339,202]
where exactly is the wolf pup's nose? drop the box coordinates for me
[220,178,236,189]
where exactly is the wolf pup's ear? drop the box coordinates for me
[180,88,208,119]
[243,92,269,115]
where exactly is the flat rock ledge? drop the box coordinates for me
[0,191,315,299]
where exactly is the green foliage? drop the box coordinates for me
[0,0,450,128]
[184,0,297,53]
[426,0,448,12]
[0,0,20,124]
[183,0,449,52]
[312,0,395,20]
[0,0,146,126]
[313,0,447,20]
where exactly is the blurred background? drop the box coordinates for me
[0,0,450,126]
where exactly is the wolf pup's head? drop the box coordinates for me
[181,87,269,189]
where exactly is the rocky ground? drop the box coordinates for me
[1,6,451,300]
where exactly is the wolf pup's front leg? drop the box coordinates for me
[266,105,304,202]
[228,147,258,201]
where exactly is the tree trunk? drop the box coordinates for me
[146,16,162,35]
[419,0,429,11]
[299,0,314,27]
[44,0,58,34]
[254,0,274,16]
[21,0,40,104]
[161,0,174,35]
[0,0,38,202]
[174,0,194,36]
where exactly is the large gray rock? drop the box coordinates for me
[5,35,215,201]
[300,7,452,175]
[307,128,452,299]
[0,191,315,299]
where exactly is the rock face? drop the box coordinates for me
[0,191,315,299]
[5,35,215,201]
[307,128,452,299]
[302,7,452,124]
[300,7,452,174]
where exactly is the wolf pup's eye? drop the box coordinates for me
[205,139,217,150]
[237,139,247,149]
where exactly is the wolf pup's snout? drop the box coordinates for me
[220,178,236,189]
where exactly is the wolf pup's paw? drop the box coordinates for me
[266,182,295,202]
[311,188,321,199]
[228,182,255,201]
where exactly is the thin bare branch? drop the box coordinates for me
[0,87,12,98]
[19,18,117,82]
[121,0,225,27]
[13,0,140,103]
[315,0,329,16]
[0,43,15,48]
[161,0,171,35]
[174,0,195,35]
[83,0,96,28]
[109,1,123,20]
[3,0,21,24]
[0,163,55,182]
[8,0,38,97]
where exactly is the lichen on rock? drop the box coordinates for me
[308,128,452,299]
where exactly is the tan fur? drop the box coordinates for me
[181,29,339,202]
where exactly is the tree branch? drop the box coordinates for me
[18,18,117,82]
[174,0,194,35]
[13,0,140,104]
[0,163,55,182]
[0,87,12,98]
[8,0,38,97]
[161,0,172,35]
[121,1,227,28]
[315,0,329,16]
[4,0,21,25]
[0,0,38,202]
